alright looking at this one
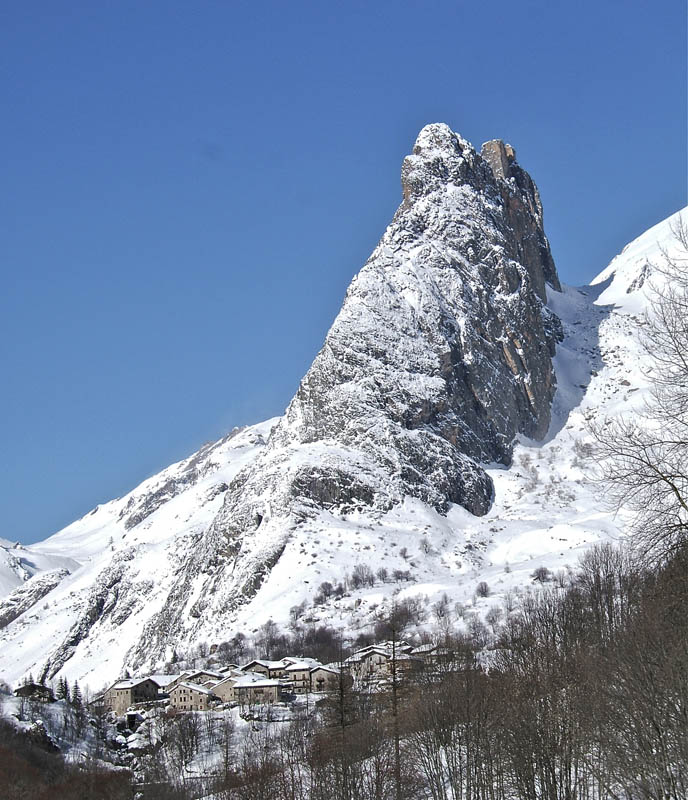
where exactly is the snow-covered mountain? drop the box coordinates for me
[0,422,277,687]
[0,538,78,599]
[0,122,684,693]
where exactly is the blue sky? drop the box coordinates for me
[2,0,686,544]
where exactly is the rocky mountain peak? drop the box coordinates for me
[212,123,563,528]
[400,123,472,205]
[114,122,566,661]
[481,138,561,299]
[480,139,517,180]
[0,125,569,677]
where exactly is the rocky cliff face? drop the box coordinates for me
[218,124,561,523]
[0,569,70,630]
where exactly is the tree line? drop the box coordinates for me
[159,541,684,800]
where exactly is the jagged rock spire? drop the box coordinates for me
[209,122,562,531]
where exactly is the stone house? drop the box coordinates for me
[104,678,160,715]
[410,644,454,667]
[360,648,395,679]
[375,640,414,654]
[168,682,215,712]
[210,674,241,704]
[205,670,278,704]
[394,652,424,675]
[346,646,421,682]
[310,665,347,693]
[217,663,240,674]
[240,659,292,679]
[284,659,321,694]
[345,647,391,680]
[208,669,251,703]
[166,669,223,692]
[233,675,282,704]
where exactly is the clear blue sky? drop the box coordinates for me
[2,0,686,544]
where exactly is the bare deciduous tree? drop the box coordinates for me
[591,219,688,561]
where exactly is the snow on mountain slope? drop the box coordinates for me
[32,419,279,561]
[593,209,686,312]
[115,201,677,661]
[0,122,683,692]
[0,419,277,688]
[0,538,78,598]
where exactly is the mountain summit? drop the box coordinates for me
[219,123,562,527]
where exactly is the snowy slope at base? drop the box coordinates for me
[0,420,278,691]
[0,209,684,691]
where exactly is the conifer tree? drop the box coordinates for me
[71,681,82,708]
[57,676,69,701]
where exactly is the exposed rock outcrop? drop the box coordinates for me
[0,569,69,630]
[117,428,248,530]
[481,139,561,299]
[217,123,562,523]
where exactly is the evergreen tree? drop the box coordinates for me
[71,681,82,708]
[56,676,69,701]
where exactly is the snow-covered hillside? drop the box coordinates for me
[0,121,683,694]
[0,420,277,689]
[0,537,78,598]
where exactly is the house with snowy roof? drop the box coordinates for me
[239,658,296,679]
[310,664,350,693]
[232,674,283,704]
[345,645,422,682]
[168,681,215,712]
[409,643,437,658]
[104,677,159,715]
[14,682,55,703]
[284,658,322,693]
[409,644,454,666]
[206,669,258,703]
[210,673,242,704]
[217,663,240,674]
[148,674,181,693]
[166,669,224,692]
